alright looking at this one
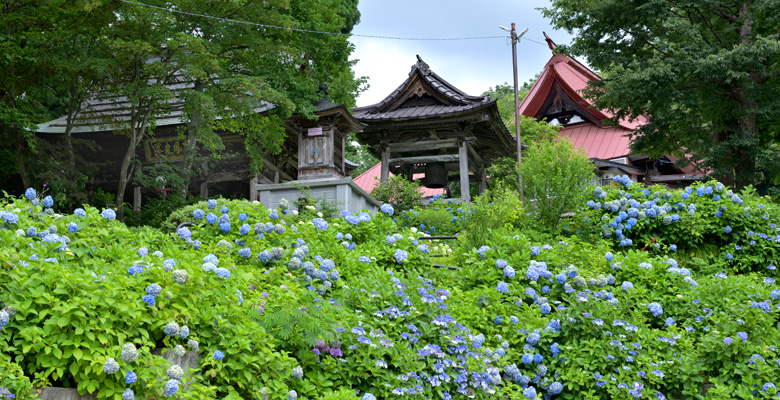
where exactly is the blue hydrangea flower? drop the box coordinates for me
[359,256,370,264]
[125,371,137,384]
[724,226,732,234]
[648,302,663,317]
[122,389,135,400]
[146,283,161,297]
[214,350,225,360]
[24,187,36,200]
[101,209,116,220]
[497,281,509,293]
[417,244,429,253]
[670,244,677,251]
[386,235,396,245]
[258,250,272,263]
[363,394,376,400]
[193,209,205,219]
[163,379,179,396]
[504,266,516,279]
[312,218,328,230]
[394,249,408,264]
[737,332,748,341]
[103,358,120,374]
[42,195,53,208]
[142,294,155,306]
[380,203,394,215]
[215,267,230,278]
[523,386,536,399]
[239,224,250,235]
[238,248,251,258]
[207,199,217,209]
[206,213,217,224]
[164,321,179,336]
[622,281,634,290]
[67,222,78,233]
[74,208,86,217]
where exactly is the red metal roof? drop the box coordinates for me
[353,162,447,198]
[518,54,647,131]
[559,124,633,160]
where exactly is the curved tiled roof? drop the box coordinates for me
[352,56,492,121]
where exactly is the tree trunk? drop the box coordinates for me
[732,2,758,189]
[15,137,30,189]
[181,79,204,197]
[116,105,152,221]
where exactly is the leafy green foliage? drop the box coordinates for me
[5,177,780,399]
[456,184,525,256]
[522,138,594,231]
[370,175,423,213]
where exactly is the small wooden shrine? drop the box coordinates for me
[352,56,518,202]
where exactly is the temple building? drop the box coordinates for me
[518,33,704,187]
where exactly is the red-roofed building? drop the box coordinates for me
[518,33,703,186]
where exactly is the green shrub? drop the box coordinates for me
[397,200,462,236]
[370,175,422,212]
[521,138,594,231]
[125,194,198,229]
[456,184,524,255]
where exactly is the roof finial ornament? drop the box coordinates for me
[411,55,431,76]
[318,82,329,98]
[543,32,557,52]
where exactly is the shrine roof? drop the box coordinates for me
[352,55,495,121]
[37,74,276,134]
[518,34,647,131]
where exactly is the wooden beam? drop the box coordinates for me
[387,137,477,153]
[478,166,487,195]
[458,140,470,203]
[263,158,294,182]
[249,176,259,201]
[380,143,390,182]
[389,154,460,166]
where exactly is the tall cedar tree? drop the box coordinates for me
[542,0,780,189]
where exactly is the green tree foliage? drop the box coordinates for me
[370,175,423,212]
[0,0,365,217]
[522,138,594,230]
[542,0,780,189]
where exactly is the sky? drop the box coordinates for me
[348,1,575,107]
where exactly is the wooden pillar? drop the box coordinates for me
[458,139,470,203]
[478,165,487,195]
[249,175,258,201]
[200,161,209,199]
[133,186,141,211]
[380,142,390,182]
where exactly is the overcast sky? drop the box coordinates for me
[348,1,575,106]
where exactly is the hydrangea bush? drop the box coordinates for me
[2,184,780,399]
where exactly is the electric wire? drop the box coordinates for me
[118,0,547,45]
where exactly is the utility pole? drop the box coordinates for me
[500,23,528,202]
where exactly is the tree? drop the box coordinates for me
[0,0,115,191]
[542,0,780,189]
[95,0,365,219]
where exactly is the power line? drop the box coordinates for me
[118,0,547,45]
